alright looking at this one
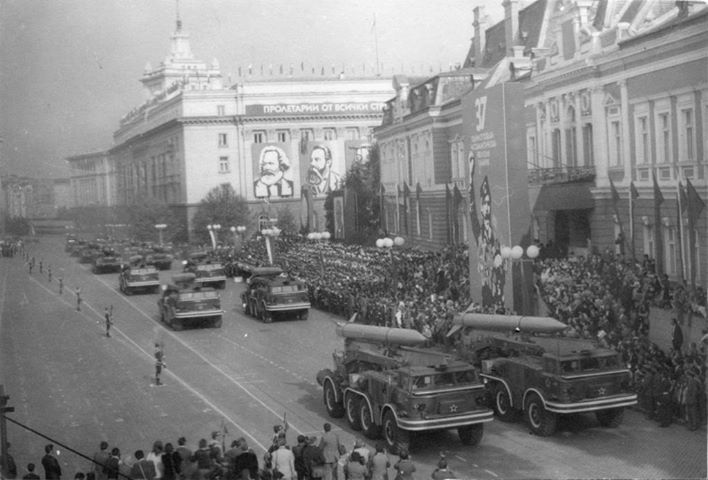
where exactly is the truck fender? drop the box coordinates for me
[482,374,515,408]
[522,388,547,410]
[344,388,375,424]
[379,404,400,426]
[322,376,341,404]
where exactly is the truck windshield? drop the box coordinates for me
[411,370,477,390]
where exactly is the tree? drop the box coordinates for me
[276,205,298,236]
[118,201,185,243]
[327,144,381,244]
[191,183,250,245]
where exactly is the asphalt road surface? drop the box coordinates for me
[1,236,706,480]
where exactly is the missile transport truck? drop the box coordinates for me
[452,311,637,436]
[316,323,493,454]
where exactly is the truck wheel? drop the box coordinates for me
[596,408,624,428]
[345,395,362,431]
[212,316,223,328]
[262,306,273,323]
[171,319,183,331]
[382,410,409,455]
[494,384,518,422]
[359,400,380,439]
[458,424,483,446]
[524,393,557,436]
[323,380,344,418]
[218,281,226,289]
[299,310,309,320]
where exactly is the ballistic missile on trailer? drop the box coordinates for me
[317,321,493,454]
[452,311,567,334]
[452,312,637,436]
[336,323,427,346]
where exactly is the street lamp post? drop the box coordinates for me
[207,224,221,250]
[230,225,247,250]
[154,223,167,245]
[307,231,331,276]
[262,227,281,265]
[501,244,540,315]
[376,236,405,296]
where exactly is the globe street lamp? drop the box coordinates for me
[262,226,281,265]
[501,244,540,315]
[207,224,221,250]
[376,236,405,295]
[308,231,331,276]
[154,223,167,245]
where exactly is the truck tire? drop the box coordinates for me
[596,408,624,428]
[524,393,557,436]
[212,316,223,328]
[382,410,409,455]
[171,319,183,331]
[458,424,484,446]
[494,384,518,422]
[299,310,309,320]
[345,395,362,431]
[323,380,344,418]
[262,304,272,323]
[359,400,380,439]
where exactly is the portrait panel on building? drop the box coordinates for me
[252,143,296,200]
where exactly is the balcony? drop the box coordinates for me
[528,166,596,186]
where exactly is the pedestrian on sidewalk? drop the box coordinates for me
[155,343,166,385]
[104,307,113,337]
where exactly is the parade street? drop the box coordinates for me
[1,237,706,480]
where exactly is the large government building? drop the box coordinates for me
[67,16,393,236]
[375,0,707,291]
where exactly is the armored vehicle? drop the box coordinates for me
[183,252,227,289]
[241,266,310,322]
[78,243,101,264]
[119,256,160,295]
[452,311,637,436]
[145,246,174,270]
[316,323,493,454]
[157,273,224,330]
[92,248,122,273]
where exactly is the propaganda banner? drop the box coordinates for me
[251,143,296,200]
[299,141,344,199]
[462,82,531,312]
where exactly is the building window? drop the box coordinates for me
[323,128,337,141]
[565,128,577,167]
[655,112,671,164]
[218,133,228,148]
[643,223,654,260]
[679,108,694,162]
[527,134,537,167]
[277,130,289,143]
[665,226,677,276]
[582,124,593,166]
[346,128,360,140]
[636,116,650,165]
[451,142,460,179]
[219,156,230,173]
[608,120,622,167]
[427,209,433,240]
[253,131,265,144]
[301,129,314,141]
[551,129,561,168]
[217,105,225,116]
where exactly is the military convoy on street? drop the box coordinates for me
[241,266,310,322]
[93,248,122,274]
[451,311,637,436]
[119,256,160,295]
[316,322,493,454]
[183,251,227,289]
[157,273,224,330]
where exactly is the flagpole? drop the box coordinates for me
[372,14,380,76]
[676,181,687,282]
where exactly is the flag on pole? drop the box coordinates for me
[608,178,626,255]
[402,182,410,235]
[445,184,452,244]
[379,183,386,233]
[416,182,422,235]
[609,178,620,205]
[629,181,639,260]
[652,172,665,274]
[686,178,705,287]
[630,181,639,200]
[453,185,463,244]
[676,181,686,282]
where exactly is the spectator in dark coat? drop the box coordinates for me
[42,444,62,480]
[232,438,258,480]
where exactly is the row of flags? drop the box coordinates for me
[610,173,705,285]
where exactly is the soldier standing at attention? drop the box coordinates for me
[58,277,63,295]
[104,307,113,338]
[76,287,82,311]
[48,266,52,283]
[155,343,166,385]
[39,260,43,274]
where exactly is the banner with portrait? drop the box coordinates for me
[462,82,531,312]
[299,141,344,199]
[251,143,296,200]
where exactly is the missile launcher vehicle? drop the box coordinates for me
[451,311,637,436]
[316,322,493,454]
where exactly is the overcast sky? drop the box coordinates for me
[0,0,505,178]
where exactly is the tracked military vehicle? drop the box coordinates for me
[451,311,637,436]
[316,322,493,454]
